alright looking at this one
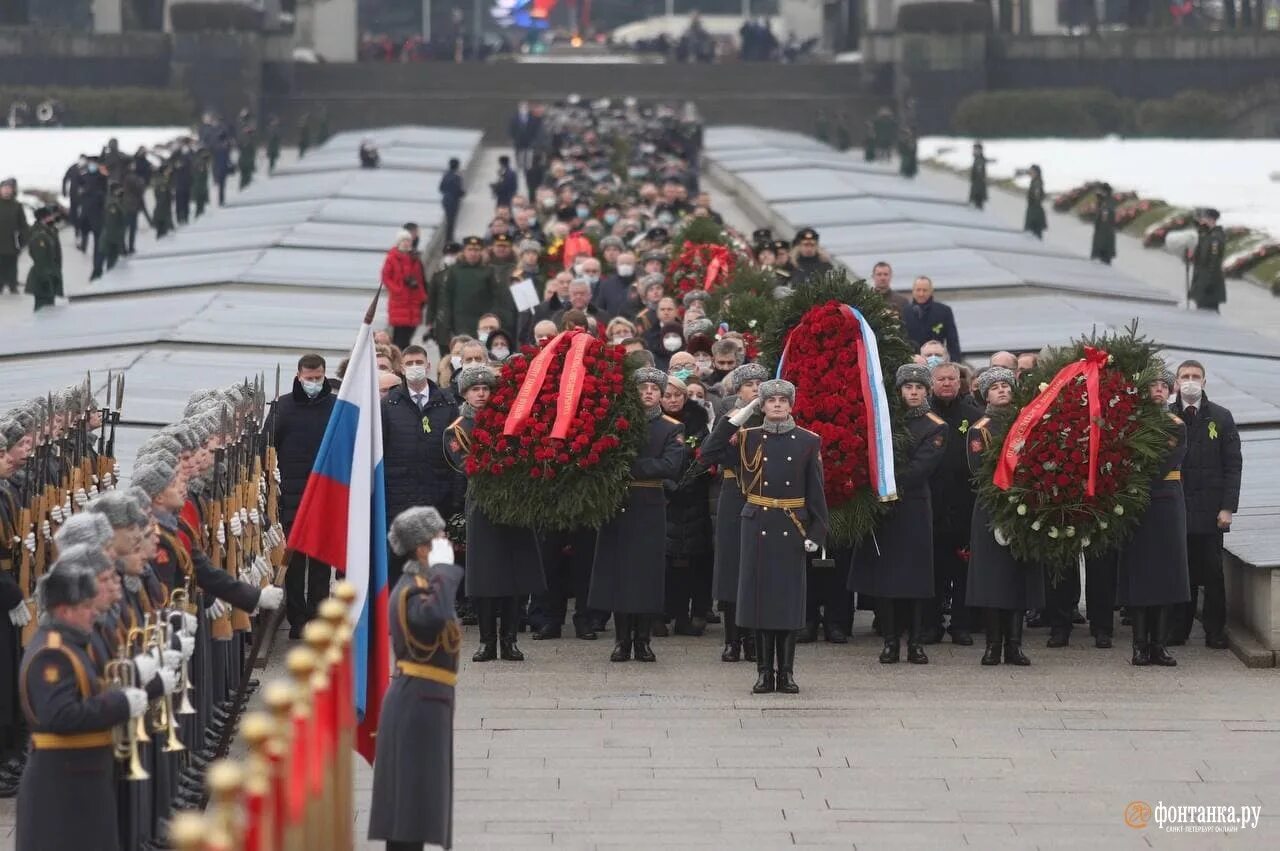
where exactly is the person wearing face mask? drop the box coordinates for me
[919,340,948,370]
[658,376,713,639]
[437,334,472,389]
[605,317,637,346]
[653,322,684,372]
[383,229,428,349]
[485,329,514,363]
[598,235,624,273]
[1170,360,1241,650]
[965,368,1044,667]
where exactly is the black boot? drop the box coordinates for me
[740,608,756,661]
[1003,610,1031,666]
[980,608,1002,665]
[775,631,800,694]
[751,631,775,694]
[795,621,818,644]
[610,613,632,662]
[499,598,525,661]
[877,600,899,664]
[1148,606,1177,667]
[632,616,656,663]
[906,600,929,664]
[721,605,740,662]
[472,598,498,662]
[1130,607,1150,666]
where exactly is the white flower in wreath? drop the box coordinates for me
[1065,526,1076,538]
[1081,536,1091,547]
[1113,505,1125,516]
[748,319,758,329]
[1031,520,1043,531]
[1039,382,1049,392]
[993,527,1009,547]
[1099,519,1109,530]
[1107,355,1115,364]
[1048,527,1061,539]
[1109,397,1120,408]
[1016,503,1028,516]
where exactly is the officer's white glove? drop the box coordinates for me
[181,613,198,635]
[229,514,243,537]
[804,539,820,553]
[50,504,64,524]
[728,397,762,427]
[91,474,99,486]
[73,487,89,508]
[133,653,159,683]
[272,466,281,484]
[23,532,36,554]
[101,472,114,490]
[162,649,183,671]
[208,599,231,620]
[123,687,148,718]
[178,633,195,660]
[41,519,51,540]
[257,586,284,611]
[248,508,261,527]
[239,507,250,527]
[158,668,180,695]
[113,462,121,479]
[255,555,272,583]
[215,522,226,547]
[269,524,285,549]
[88,484,100,498]
[428,537,456,567]
[8,601,32,628]
[993,527,1009,547]
[62,496,72,515]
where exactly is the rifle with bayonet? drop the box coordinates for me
[208,411,233,641]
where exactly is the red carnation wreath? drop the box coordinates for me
[666,243,735,299]
[466,331,645,531]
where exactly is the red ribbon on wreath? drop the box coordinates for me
[551,332,593,439]
[994,346,1108,497]
[504,331,569,436]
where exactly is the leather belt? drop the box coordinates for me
[31,730,113,750]
[396,660,458,687]
[1164,471,1181,481]
[629,480,664,489]
[745,494,807,537]
[721,469,737,480]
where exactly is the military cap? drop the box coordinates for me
[387,506,447,557]
[442,241,463,254]
[457,365,497,393]
[792,228,819,246]
[1203,208,1221,220]
[728,363,769,391]
[977,366,1016,397]
[492,233,512,246]
[125,486,153,515]
[53,512,114,552]
[633,367,668,388]
[132,462,177,500]
[645,227,669,243]
[1151,366,1177,391]
[639,272,666,291]
[160,423,201,453]
[89,491,149,529]
[137,432,182,460]
[599,236,624,250]
[36,549,101,611]
[642,250,668,264]
[684,317,714,338]
[463,236,485,248]
[758,378,796,404]
[752,228,773,245]
[0,427,8,452]
[517,239,542,255]
[682,290,709,307]
[895,363,932,389]
[772,240,790,253]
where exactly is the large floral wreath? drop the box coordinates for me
[667,242,736,299]
[466,331,645,531]
[974,324,1175,576]
[759,272,914,546]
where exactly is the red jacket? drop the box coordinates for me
[382,247,427,327]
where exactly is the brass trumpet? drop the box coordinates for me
[146,615,185,754]
[105,642,149,781]
[126,626,152,745]
[168,589,197,717]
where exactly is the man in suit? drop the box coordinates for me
[901,275,962,362]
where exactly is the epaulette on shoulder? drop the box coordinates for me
[926,412,945,425]
[663,415,681,425]
[46,632,62,649]
[973,417,990,431]
[796,426,821,439]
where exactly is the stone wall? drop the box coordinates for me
[170,31,263,121]
[0,26,171,87]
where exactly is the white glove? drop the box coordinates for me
[113,462,121,478]
[272,466,281,484]
[257,586,284,611]
[255,555,272,583]
[215,522,226,547]
[248,508,261,527]
[123,687,148,718]
[267,524,285,549]
[728,397,762,427]
[208,599,231,620]
[178,633,195,660]
[88,484,100,498]
[428,537,456,567]
[91,474,99,485]
[41,520,51,540]
[48,502,63,523]
[101,472,114,489]
[23,532,36,554]
[180,613,198,635]
[62,496,72,515]
[162,649,183,671]
[133,653,159,683]
[73,487,89,508]
[8,601,31,628]
[158,668,180,694]
[804,539,819,553]
[229,514,243,537]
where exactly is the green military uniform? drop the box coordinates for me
[23,216,62,310]
[898,128,918,178]
[266,122,282,173]
[1190,219,1228,312]
[438,245,505,343]
[101,190,127,270]
[1024,172,1047,239]
[192,155,210,217]
[0,191,29,294]
[152,173,173,238]
[237,134,257,190]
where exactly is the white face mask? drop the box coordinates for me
[404,365,428,384]
[616,264,634,277]
[450,355,463,370]
[491,346,510,360]
[478,330,491,344]
[612,334,627,345]
[300,379,324,398]
[1180,379,1203,403]
[663,336,682,353]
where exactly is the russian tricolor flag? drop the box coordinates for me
[288,300,389,763]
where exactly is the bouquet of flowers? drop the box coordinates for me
[1223,240,1280,278]
[759,272,913,546]
[1052,182,1103,213]
[1143,210,1195,248]
[467,331,645,531]
[667,242,736,299]
[1115,198,1162,229]
[973,324,1174,575]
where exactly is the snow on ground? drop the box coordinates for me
[921,136,1280,239]
[0,126,192,196]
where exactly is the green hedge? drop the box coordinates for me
[1135,90,1231,138]
[897,2,994,33]
[952,88,1130,137]
[0,87,195,127]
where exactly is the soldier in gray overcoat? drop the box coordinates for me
[1117,373,1189,668]
[850,364,947,665]
[444,366,545,664]
[706,362,766,663]
[965,367,1045,667]
[589,367,685,663]
[370,507,465,851]
[701,379,829,695]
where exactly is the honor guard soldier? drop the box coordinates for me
[701,379,830,694]
[16,550,150,851]
[370,507,465,851]
[1118,372,1190,667]
[965,367,1045,666]
[444,366,545,663]
[851,364,947,665]
[589,367,686,664]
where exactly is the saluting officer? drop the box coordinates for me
[589,367,686,664]
[1118,372,1190,667]
[444,365,545,663]
[851,364,947,665]
[965,367,1044,667]
[701,379,829,695]
[370,507,465,851]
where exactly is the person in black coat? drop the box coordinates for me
[444,366,544,663]
[1170,360,1242,649]
[659,380,712,637]
[851,365,947,665]
[370,507,464,851]
[593,250,637,320]
[1024,164,1047,238]
[965,368,1044,666]
[900,276,962,362]
[77,160,108,280]
[969,142,988,209]
[265,354,338,637]
[491,155,518,208]
[1118,374,1189,667]
[787,228,833,286]
[588,367,685,663]
[439,158,465,244]
[1091,183,1117,265]
[62,156,86,246]
[170,144,194,225]
[382,346,460,588]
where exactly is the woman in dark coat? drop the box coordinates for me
[659,378,712,637]
[701,363,768,662]
[1118,374,1190,667]
[850,365,947,665]
[965,367,1045,666]
[369,506,465,851]
[1024,164,1047,239]
[968,142,988,209]
[382,229,428,350]
[444,365,544,663]
[1091,183,1117,264]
